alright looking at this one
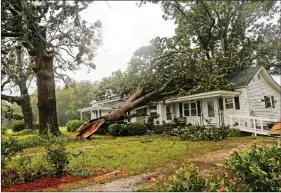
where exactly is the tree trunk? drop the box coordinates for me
[75,80,176,139]
[18,82,33,129]
[36,51,61,136]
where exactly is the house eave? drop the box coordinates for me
[78,106,113,112]
[165,90,241,103]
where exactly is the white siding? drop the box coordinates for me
[248,73,281,120]
[223,87,250,126]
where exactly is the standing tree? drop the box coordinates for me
[1,0,102,135]
[75,1,280,138]
[1,47,34,129]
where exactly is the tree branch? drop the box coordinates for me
[1,94,23,105]
[1,77,11,91]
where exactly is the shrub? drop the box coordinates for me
[180,126,229,141]
[151,124,176,135]
[227,128,241,137]
[11,129,37,136]
[108,123,148,136]
[66,120,85,132]
[1,126,7,135]
[266,121,275,129]
[148,143,281,192]
[45,141,70,176]
[108,123,124,136]
[11,120,25,132]
[127,123,147,136]
[224,143,281,192]
[1,137,23,168]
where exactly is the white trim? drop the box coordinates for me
[134,105,148,110]
[78,106,112,112]
[259,67,281,93]
[166,90,240,103]
[89,97,121,105]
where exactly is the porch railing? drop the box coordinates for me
[229,115,278,136]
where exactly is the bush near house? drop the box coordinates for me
[66,120,85,132]
[11,120,25,132]
[145,143,281,192]
[108,123,148,136]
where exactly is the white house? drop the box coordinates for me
[78,66,281,134]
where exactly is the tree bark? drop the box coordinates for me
[75,79,177,139]
[18,82,34,129]
[36,51,61,136]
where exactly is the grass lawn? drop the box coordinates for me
[6,134,268,176]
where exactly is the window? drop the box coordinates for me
[264,96,275,108]
[166,105,172,120]
[183,103,190,116]
[197,101,201,116]
[207,101,215,117]
[190,102,197,116]
[225,98,234,109]
[136,108,146,122]
[150,106,157,118]
[234,96,240,110]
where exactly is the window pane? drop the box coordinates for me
[166,105,172,120]
[190,102,197,116]
[191,109,197,116]
[191,103,196,109]
[184,110,189,116]
[225,103,234,109]
[207,101,215,117]
[183,103,189,116]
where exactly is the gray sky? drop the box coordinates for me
[65,1,175,83]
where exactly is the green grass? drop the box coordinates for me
[6,135,261,176]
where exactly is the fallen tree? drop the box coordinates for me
[75,1,280,139]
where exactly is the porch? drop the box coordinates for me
[229,115,278,136]
[160,90,241,126]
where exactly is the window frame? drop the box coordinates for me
[225,98,234,109]
[166,105,172,120]
[190,102,197,116]
[183,103,190,117]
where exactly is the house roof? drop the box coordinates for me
[228,65,261,87]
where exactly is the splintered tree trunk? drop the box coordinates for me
[36,51,61,136]
[75,81,176,139]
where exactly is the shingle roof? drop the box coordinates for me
[228,66,261,87]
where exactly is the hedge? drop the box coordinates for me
[66,120,85,132]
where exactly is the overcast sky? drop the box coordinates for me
[64,1,175,83]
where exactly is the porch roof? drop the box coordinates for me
[165,90,240,103]
[78,105,112,112]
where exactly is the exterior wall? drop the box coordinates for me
[248,72,281,120]
[222,87,250,126]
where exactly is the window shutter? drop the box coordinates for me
[197,101,201,116]
[271,96,275,108]
[179,103,183,117]
[264,96,268,108]
[218,97,224,110]
[234,97,240,110]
